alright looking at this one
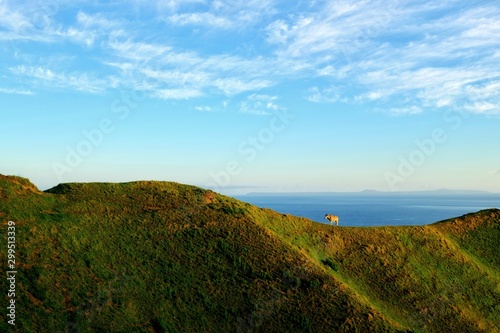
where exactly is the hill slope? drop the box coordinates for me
[0,175,499,332]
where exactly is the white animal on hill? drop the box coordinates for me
[324,214,339,226]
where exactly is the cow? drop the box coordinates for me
[324,214,339,226]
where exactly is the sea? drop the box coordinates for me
[235,192,500,227]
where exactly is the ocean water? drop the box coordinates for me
[235,193,500,227]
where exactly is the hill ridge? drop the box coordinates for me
[1,176,499,332]
[0,174,41,195]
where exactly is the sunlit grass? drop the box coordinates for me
[0,175,499,332]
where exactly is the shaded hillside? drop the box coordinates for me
[0,175,499,332]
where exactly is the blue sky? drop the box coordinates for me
[1,0,499,194]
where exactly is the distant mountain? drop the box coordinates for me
[360,189,381,193]
[410,189,492,194]
[245,189,493,196]
[1,174,499,332]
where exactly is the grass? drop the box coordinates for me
[0,174,499,332]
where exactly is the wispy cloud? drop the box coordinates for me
[103,52,272,99]
[214,78,272,96]
[0,2,31,32]
[153,88,203,100]
[163,0,278,29]
[240,93,283,115]
[0,87,33,95]
[386,106,423,115]
[307,86,343,104]
[108,40,171,62]
[167,12,232,28]
[10,65,107,93]
[2,1,499,115]
[266,1,500,114]
[76,11,121,30]
[140,68,209,86]
[0,2,44,41]
[105,39,275,97]
[154,0,206,12]
[194,105,212,112]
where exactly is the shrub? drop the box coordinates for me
[322,258,339,271]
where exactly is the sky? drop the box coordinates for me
[1,0,499,194]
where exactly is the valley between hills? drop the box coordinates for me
[1,175,499,332]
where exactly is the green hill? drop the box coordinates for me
[1,175,499,332]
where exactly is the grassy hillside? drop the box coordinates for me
[0,175,499,332]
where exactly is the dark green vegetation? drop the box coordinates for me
[1,174,499,332]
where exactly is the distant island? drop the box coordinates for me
[244,189,494,196]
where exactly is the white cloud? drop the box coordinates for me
[155,0,206,12]
[154,88,203,99]
[0,2,51,42]
[387,106,422,115]
[358,66,500,113]
[306,86,344,104]
[163,0,277,29]
[0,3,31,32]
[240,102,271,116]
[104,61,136,73]
[0,5,124,46]
[248,93,276,102]
[465,81,500,100]
[0,87,33,95]
[265,19,289,44]
[240,93,283,115]
[3,0,499,115]
[366,91,383,101]
[76,11,120,30]
[64,11,126,47]
[108,40,171,62]
[195,106,212,112]
[465,102,499,115]
[10,65,107,93]
[167,12,232,28]
[211,0,277,24]
[11,65,56,80]
[68,26,279,100]
[316,65,349,78]
[263,1,500,113]
[462,80,500,114]
[214,78,271,96]
[265,1,397,59]
[140,68,209,86]
[61,27,95,47]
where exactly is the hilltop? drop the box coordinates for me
[0,175,499,332]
